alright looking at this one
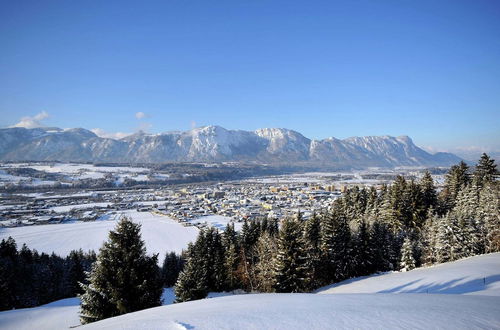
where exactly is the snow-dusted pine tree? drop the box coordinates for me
[479,184,500,252]
[254,232,278,292]
[436,215,453,263]
[273,217,308,293]
[399,237,415,272]
[79,217,162,324]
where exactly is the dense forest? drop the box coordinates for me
[0,243,96,310]
[0,154,497,324]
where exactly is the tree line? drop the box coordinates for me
[0,241,96,310]
[0,235,184,313]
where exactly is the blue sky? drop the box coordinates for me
[1,0,499,154]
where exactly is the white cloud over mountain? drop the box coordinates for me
[11,111,49,128]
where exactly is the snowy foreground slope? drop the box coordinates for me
[317,253,500,296]
[81,294,500,330]
[1,253,499,330]
[0,210,199,256]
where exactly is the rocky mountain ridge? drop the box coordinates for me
[0,126,461,167]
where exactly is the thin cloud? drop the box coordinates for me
[91,128,131,140]
[11,111,49,128]
[135,112,147,119]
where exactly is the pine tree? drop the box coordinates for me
[222,223,241,290]
[205,228,227,292]
[473,153,498,187]
[420,171,437,214]
[319,201,356,283]
[254,232,278,292]
[161,252,184,287]
[436,215,453,263]
[174,248,209,302]
[352,220,374,276]
[273,217,308,293]
[379,195,400,234]
[79,217,162,324]
[369,220,394,271]
[302,213,322,288]
[421,212,439,265]
[0,237,18,310]
[479,184,500,252]
[441,161,470,212]
[452,183,484,255]
[66,249,86,296]
[399,237,416,272]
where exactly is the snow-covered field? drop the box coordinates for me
[0,210,198,256]
[49,202,111,213]
[1,253,499,330]
[189,215,242,231]
[0,163,157,187]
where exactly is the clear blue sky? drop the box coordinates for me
[1,0,499,153]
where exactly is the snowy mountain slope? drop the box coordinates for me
[0,126,461,166]
[1,253,499,330]
[316,253,500,296]
[0,210,198,256]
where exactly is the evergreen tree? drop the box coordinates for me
[0,237,18,310]
[254,232,278,292]
[66,249,86,296]
[421,212,439,265]
[369,220,396,271]
[453,183,484,255]
[473,153,498,187]
[399,237,416,272]
[479,184,500,252]
[352,220,374,276]
[302,213,322,288]
[440,161,470,213]
[436,215,453,263]
[205,228,227,292]
[379,195,400,234]
[174,248,209,302]
[174,228,227,301]
[222,223,241,290]
[273,217,308,293]
[80,217,162,324]
[420,171,437,213]
[161,252,184,287]
[319,201,357,282]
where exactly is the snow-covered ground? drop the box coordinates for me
[189,215,243,231]
[0,210,198,256]
[0,289,243,330]
[317,253,500,296]
[49,202,111,213]
[81,293,500,330]
[0,163,159,187]
[0,169,58,187]
[0,298,81,330]
[1,253,499,330]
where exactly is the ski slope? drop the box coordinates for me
[0,210,198,256]
[1,253,499,330]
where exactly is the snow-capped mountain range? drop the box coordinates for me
[0,126,460,167]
